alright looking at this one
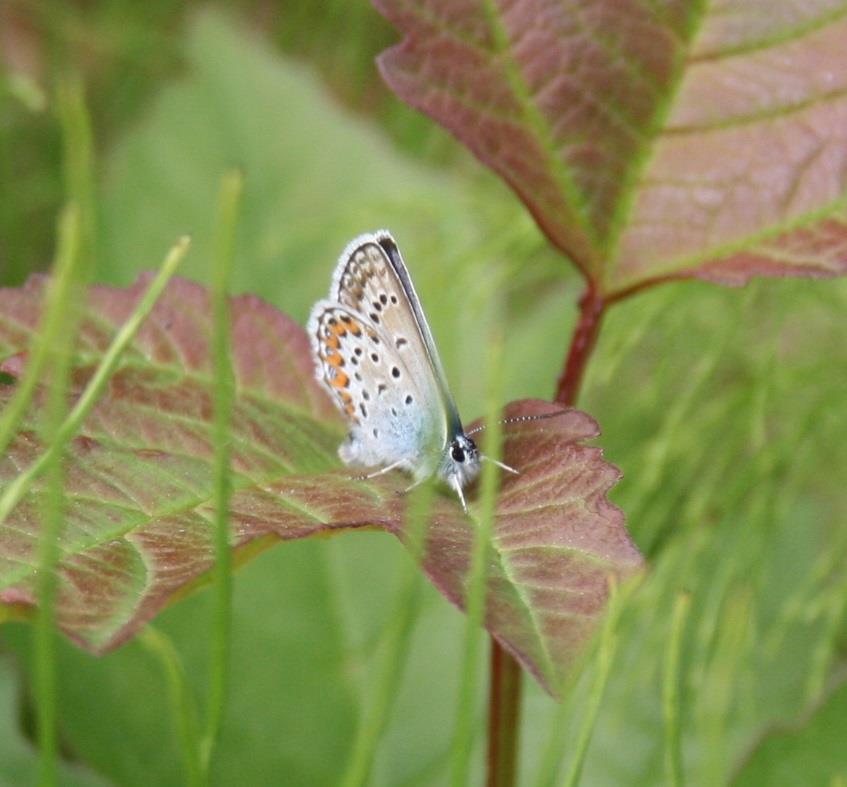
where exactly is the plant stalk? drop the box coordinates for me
[202,169,242,774]
[486,283,608,787]
[555,285,606,406]
[487,640,523,787]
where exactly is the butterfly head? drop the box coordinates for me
[439,432,481,496]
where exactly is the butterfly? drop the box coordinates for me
[308,230,516,512]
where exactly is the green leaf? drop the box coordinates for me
[1,537,358,786]
[375,0,847,294]
[733,677,847,786]
[0,652,107,786]
[0,275,641,692]
[95,10,516,317]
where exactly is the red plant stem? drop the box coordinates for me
[487,641,522,787]
[487,283,608,786]
[555,285,606,406]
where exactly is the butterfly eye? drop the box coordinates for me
[451,446,465,463]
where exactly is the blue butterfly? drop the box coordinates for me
[309,230,516,511]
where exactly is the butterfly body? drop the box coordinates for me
[308,231,484,509]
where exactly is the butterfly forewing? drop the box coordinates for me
[309,234,453,477]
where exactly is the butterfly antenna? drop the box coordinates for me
[465,409,570,437]
[481,455,519,475]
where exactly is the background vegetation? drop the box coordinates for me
[1,2,845,784]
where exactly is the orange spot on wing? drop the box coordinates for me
[326,352,344,368]
[331,371,350,389]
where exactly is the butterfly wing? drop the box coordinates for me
[308,231,458,478]
[331,231,463,428]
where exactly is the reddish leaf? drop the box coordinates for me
[375,0,847,294]
[0,276,641,691]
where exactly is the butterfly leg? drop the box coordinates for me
[450,475,469,514]
[402,476,427,495]
[350,458,407,482]
[401,476,468,516]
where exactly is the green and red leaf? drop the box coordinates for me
[375,0,847,295]
[0,276,641,691]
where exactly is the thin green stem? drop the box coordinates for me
[139,627,204,786]
[201,170,243,772]
[57,75,96,273]
[561,578,622,787]
[0,233,73,458]
[663,592,691,787]
[34,206,84,787]
[533,574,643,787]
[340,480,435,787]
[0,77,93,460]
[0,236,189,526]
[31,75,95,786]
[452,337,505,787]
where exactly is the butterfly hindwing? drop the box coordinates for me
[309,295,443,476]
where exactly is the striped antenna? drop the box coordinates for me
[465,409,570,437]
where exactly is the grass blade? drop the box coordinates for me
[33,205,85,787]
[451,335,505,787]
[139,626,203,786]
[340,479,435,787]
[57,75,96,272]
[0,235,189,526]
[201,169,243,771]
[663,591,691,787]
[561,577,622,787]
[0,76,92,459]
[31,75,96,786]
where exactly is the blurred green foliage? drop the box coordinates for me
[1,3,845,786]
[0,0,458,286]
